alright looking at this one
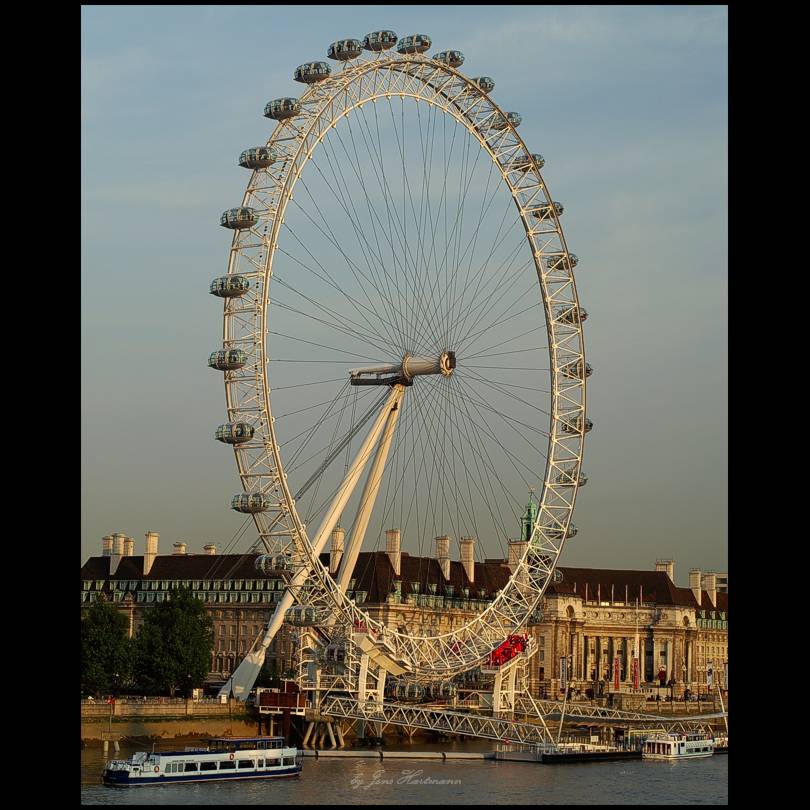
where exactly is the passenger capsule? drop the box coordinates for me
[552,569,565,584]
[530,201,564,220]
[560,413,593,435]
[405,683,425,700]
[209,276,250,298]
[545,524,577,540]
[208,349,248,371]
[467,76,495,94]
[327,39,363,60]
[294,61,331,83]
[255,554,275,575]
[433,50,464,67]
[231,493,272,513]
[264,97,301,120]
[238,147,276,169]
[560,359,593,379]
[215,422,255,444]
[492,112,522,131]
[546,253,578,271]
[286,606,318,625]
[220,207,257,230]
[509,153,545,172]
[396,34,432,55]
[363,30,398,51]
[555,305,588,325]
[555,469,588,487]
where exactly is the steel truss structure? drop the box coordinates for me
[215,34,587,699]
[319,697,725,748]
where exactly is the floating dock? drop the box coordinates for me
[303,749,492,760]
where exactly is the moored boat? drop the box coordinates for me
[642,732,715,760]
[102,736,302,786]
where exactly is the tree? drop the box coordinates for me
[81,598,131,696]
[133,588,214,696]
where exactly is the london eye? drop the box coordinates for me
[209,30,590,700]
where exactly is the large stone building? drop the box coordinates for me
[81,532,298,684]
[82,516,727,696]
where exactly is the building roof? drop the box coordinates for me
[318,551,512,603]
[549,567,728,614]
[80,553,279,584]
[81,552,727,613]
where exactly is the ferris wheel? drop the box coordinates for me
[209,31,590,699]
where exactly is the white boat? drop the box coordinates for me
[642,732,715,760]
[103,736,302,786]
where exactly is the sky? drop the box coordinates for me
[81,5,728,584]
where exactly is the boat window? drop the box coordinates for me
[282,756,295,766]
[219,760,236,770]
[200,762,217,771]
[237,760,253,769]
[257,759,264,768]
[184,763,198,772]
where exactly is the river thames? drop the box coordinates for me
[81,742,727,804]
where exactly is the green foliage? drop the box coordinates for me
[133,588,214,696]
[81,598,132,696]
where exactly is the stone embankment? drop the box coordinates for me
[81,697,255,743]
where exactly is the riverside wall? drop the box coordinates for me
[81,698,259,743]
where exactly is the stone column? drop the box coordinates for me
[580,633,586,680]
[583,635,589,681]
[686,639,693,685]
[666,639,673,681]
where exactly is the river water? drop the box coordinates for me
[81,741,727,804]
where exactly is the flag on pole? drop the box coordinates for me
[633,658,639,690]
[613,655,620,691]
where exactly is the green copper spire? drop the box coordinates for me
[520,487,539,542]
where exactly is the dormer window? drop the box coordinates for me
[411,582,420,595]
[428,583,437,595]
[355,591,367,604]
[446,585,454,597]
[83,581,91,591]
[394,581,402,595]
[349,579,356,591]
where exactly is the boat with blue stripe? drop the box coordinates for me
[102,736,302,786]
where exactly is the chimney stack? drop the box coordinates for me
[689,568,702,603]
[329,527,345,575]
[458,537,475,584]
[123,536,135,557]
[655,559,675,582]
[102,535,114,557]
[203,543,217,556]
[702,573,717,607]
[386,528,401,576]
[173,541,187,555]
[508,539,528,572]
[435,535,450,580]
[110,532,126,574]
[144,531,159,576]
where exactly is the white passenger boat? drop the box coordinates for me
[103,736,302,786]
[642,732,715,760]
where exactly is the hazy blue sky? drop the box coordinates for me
[81,5,727,584]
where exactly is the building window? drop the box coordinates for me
[83,581,91,591]
[146,593,154,603]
